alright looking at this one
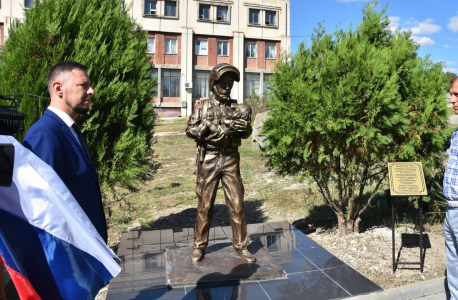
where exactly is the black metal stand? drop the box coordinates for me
[390,192,424,273]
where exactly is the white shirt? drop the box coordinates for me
[47,106,81,147]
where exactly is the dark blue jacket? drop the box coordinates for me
[23,109,107,243]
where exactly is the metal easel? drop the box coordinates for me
[385,189,424,273]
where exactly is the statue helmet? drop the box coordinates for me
[208,63,240,91]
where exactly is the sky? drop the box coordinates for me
[290,0,458,74]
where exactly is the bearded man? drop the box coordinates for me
[23,61,107,243]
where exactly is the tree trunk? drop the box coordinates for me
[337,213,361,236]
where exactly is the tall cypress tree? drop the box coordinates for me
[264,2,449,235]
[0,0,157,194]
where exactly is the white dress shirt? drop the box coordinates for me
[47,106,82,147]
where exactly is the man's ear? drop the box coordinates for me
[52,81,63,98]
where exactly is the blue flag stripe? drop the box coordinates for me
[0,228,27,277]
[35,226,111,300]
[0,208,63,299]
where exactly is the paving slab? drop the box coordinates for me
[345,276,448,300]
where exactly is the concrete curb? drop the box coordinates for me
[345,277,448,300]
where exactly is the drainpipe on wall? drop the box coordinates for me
[185,0,189,117]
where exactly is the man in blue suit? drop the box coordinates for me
[23,61,107,243]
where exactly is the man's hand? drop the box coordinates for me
[233,119,250,132]
[205,127,226,143]
[223,119,250,134]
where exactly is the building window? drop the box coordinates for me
[199,4,210,20]
[192,71,210,99]
[217,41,229,56]
[144,254,159,271]
[162,69,181,97]
[165,38,177,54]
[164,1,177,17]
[144,0,157,15]
[151,68,158,97]
[266,44,276,59]
[244,73,260,98]
[265,10,276,26]
[195,40,208,55]
[119,256,126,273]
[249,9,260,25]
[263,73,273,94]
[216,6,228,22]
[24,0,33,8]
[245,43,257,58]
[148,37,155,54]
[267,234,280,252]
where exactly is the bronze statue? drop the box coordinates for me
[186,63,255,263]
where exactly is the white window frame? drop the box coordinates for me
[165,38,177,54]
[217,41,229,56]
[195,40,208,55]
[265,44,276,59]
[248,9,260,25]
[263,73,273,94]
[216,6,228,22]
[164,1,177,17]
[265,10,277,26]
[144,0,157,15]
[197,4,230,24]
[199,4,211,20]
[192,71,211,99]
[244,73,260,98]
[245,43,257,58]
[148,37,155,54]
[161,69,181,98]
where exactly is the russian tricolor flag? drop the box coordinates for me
[0,135,121,299]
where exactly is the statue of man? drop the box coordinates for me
[186,63,255,264]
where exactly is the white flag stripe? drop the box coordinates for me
[0,136,120,277]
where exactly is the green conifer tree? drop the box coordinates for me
[446,72,458,84]
[264,2,449,235]
[0,0,157,195]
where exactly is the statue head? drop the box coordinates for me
[209,63,240,102]
[233,103,252,122]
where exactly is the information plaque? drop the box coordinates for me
[388,162,427,196]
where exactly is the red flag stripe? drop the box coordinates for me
[0,256,41,300]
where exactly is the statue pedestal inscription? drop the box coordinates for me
[166,241,287,288]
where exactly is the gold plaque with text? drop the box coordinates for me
[388,162,427,196]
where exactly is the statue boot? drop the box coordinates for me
[190,248,205,263]
[234,248,256,264]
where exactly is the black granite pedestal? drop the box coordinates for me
[106,222,383,300]
[166,241,287,287]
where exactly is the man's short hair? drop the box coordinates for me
[47,61,89,91]
[451,77,458,86]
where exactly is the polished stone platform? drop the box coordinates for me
[106,222,383,300]
[166,241,287,287]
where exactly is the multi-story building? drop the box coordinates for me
[0,1,34,47]
[0,0,291,118]
[127,0,290,117]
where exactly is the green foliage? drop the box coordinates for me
[245,93,270,122]
[445,72,458,84]
[264,1,450,234]
[0,0,157,194]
